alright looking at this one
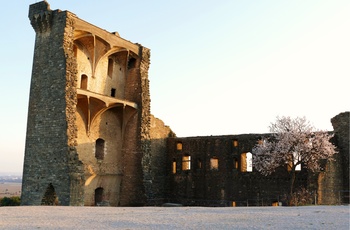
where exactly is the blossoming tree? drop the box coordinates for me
[252,116,337,202]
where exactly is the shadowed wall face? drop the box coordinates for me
[22,2,79,206]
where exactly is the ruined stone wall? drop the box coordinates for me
[148,115,175,204]
[318,111,350,204]
[139,47,153,204]
[23,2,347,207]
[165,112,349,206]
[22,1,84,206]
[64,12,85,207]
[118,47,151,206]
[316,112,349,204]
[166,135,309,206]
[331,112,349,194]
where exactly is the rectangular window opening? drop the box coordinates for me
[108,58,114,78]
[176,142,182,151]
[111,88,116,97]
[172,160,177,174]
[210,157,219,170]
[233,139,238,147]
[182,155,191,170]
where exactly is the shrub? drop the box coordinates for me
[289,188,314,206]
[0,196,21,206]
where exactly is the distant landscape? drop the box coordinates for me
[0,173,22,198]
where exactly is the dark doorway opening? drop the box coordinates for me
[95,187,104,206]
[41,183,58,205]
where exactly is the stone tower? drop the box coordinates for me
[21,1,151,206]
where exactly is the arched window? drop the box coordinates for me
[95,138,105,160]
[80,74,88,89]
[182,155,191,170]
[95,187,104,206]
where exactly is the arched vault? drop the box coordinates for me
[77,88,137,136]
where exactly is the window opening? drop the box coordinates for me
[241,153,247,172]
[41,183,58,205]
[80,74,88,89]
[233,158,238,169]
[241,152,252,172]
[233,139,238,147]
[108,58,114,78]
[287,152,301,172]
[247,152,252,172]
[128,57,136,69]
[172,159,177,174]
[111,88,116,97]
[197,158,202,169]
[176,142,182,151]
[210,157,219,170]
[182,155,191,170]
[73,45,77,58]
[95,138,105,160]
[95,187,104,206]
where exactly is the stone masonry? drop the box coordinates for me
[166,112,349,206]
[21,1,349,207]
[22,1,152,206]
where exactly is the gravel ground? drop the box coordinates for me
[0,205,349,229]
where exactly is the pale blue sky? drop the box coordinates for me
[0,0,349,173]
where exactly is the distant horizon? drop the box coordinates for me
[0,172,22,176]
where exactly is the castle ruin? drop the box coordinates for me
[21,1,349,206]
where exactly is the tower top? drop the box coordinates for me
[29,1,51,19]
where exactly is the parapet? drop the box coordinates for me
[28,1,53,33]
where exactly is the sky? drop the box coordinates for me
[0,0,349,174]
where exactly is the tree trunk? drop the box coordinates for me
[289,168,296,205]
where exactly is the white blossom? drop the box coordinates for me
[252,116,337,195]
